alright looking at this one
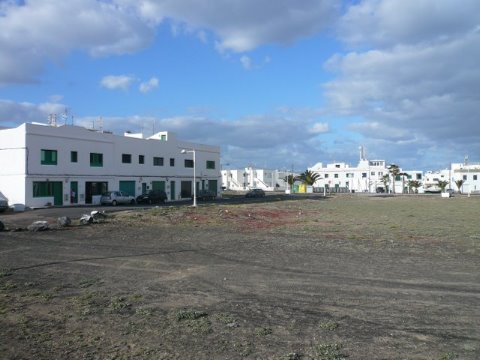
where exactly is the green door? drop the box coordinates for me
[52,182,63,206]
[152,181,165,191]
[119,181,136,196]
[170,181,175,201]
[208,180,218,196]
[141,182,147,194]
[70,181,78,204]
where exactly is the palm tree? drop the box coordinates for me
[398,172,409,194]
[407,180,422,194]
[381,174,390,193]
[297,170,321,186]
[283,174,296,191]
[437,180,449,193]
[388,164,400,194]
[455,179,464,194]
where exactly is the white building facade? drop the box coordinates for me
[451,162,480,193]
[221,167,291,191]
[0,123,220,208]
[309,147,423,194]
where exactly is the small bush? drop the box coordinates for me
[314,343,347,360]
[176,309,208,321]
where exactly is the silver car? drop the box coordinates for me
[100,191,136,206]
[0,192,9,212]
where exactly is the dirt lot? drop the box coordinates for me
[1,195,479,359]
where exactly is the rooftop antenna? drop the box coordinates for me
[61,108,68,125]
[98,117,103,131]
[359,145,366,161]
[464,155,469,166]
[48,113,57,127]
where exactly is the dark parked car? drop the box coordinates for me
[136,190,168,204]
[245,188,266,198]
[193,189,216,201]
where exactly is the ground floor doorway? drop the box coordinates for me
[85,182,108,204]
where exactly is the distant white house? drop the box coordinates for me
[423,160,480,194]
[451,161,480,193]
[221,167,294,191]
[0,122,220,208]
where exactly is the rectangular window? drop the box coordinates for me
[153,157,164,166]
[170,158,175,167]
[206,160,215,169]
[324,174,329,178]
[122,154,132,163]
[362,173,367,178]
[161,134,167,141]
[41,149,57,165]
[184,159,194,168]
[474,175,478,180]
[371,171,375,176]
[90,153,103,167]
[70,151,78,163]
[139,155,145,164]
[33,181,50,197]
[463,175,467,180]
[334,174,339,178]
[416,173,422,180]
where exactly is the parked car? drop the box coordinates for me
[0,192,9,212]
[193,189,216,201]
[136,190,168,204]
[245,189,266,198]
[100,191,136,206]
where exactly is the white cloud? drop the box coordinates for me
[0,0,154,85]
[100,75,136,91]
[0,0,339,85]
[126,0,339,52]
[240,55,252,70]
[139,77,159,93]
[338,0,480,48]
[0,99,67,127]
[324,0,480,169]
[309,122,329,134]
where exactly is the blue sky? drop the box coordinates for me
[1,0,479,171]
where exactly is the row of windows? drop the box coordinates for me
[321,172,421,180]
[41,149,216,169]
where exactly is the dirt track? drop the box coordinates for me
[1,196,479,359]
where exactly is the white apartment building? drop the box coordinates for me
[422,161,480,194]
[309,147,423,193]
[221,167,292,191]
[451,161,480,193]
[0,122,220,208]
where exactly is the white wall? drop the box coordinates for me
[0,123,221,207]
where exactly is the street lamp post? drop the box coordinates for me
[181,149,196,207]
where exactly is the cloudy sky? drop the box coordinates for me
[1,0,479,171]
